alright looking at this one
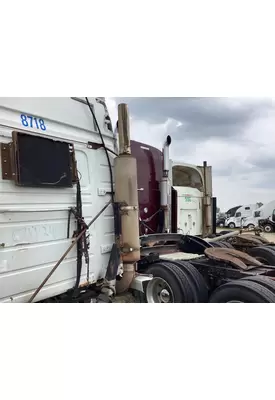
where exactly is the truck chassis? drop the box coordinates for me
[137,232,275,303]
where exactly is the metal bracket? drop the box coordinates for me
[69,143,78,183]
[130,274,153,294]
[1,142,15,181]
[120,246,140,254]
[87,141,103,150]
[120,205,138,215]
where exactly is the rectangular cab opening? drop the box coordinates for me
[1,131,77,188]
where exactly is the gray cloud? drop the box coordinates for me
[115,97,273,140]
[248,170,274,189]
[247,153,275,170]
[243,154,275,190]
[212,159,254,177]
[108,97,275,206]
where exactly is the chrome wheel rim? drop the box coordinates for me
[146,277,174,303]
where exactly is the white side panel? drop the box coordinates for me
[0,98,115,302]
[226,204,261,228]
[260,201,275,219]
[0,97,110,139]
[175,187,203,235]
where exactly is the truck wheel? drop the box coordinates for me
[228,222,235,229]
[211,241,232,248]
[263,224,274,233]
[168,260,209,302]
[247,246,275,265]
[241,276,275,294]
[146,262,194,303]
[211,242,224,248]
[209,280,275,303]
[246,224,255,229]
[219,241,233,248]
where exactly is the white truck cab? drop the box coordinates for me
[0,97,117,302]
[170,160,212,237]
[245,200,275,229]
[225,203,261,229]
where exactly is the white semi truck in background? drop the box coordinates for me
[225,203,262,229]
[244,200,275,232]
[1,97,275,303]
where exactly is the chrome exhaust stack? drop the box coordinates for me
[160,135,172,233]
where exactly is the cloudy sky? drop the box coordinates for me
[106,97,275,212]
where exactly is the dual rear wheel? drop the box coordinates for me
[146,260,208,303]
[247,245,275,265]
[209,276,275,303]
[145,260,275,303]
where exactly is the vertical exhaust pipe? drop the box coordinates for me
[202,160,212,237]
[160,135,172,233]
[114,104,140,294]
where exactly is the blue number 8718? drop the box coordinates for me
[20,114,46,131]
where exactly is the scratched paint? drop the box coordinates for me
[12,225,57,244]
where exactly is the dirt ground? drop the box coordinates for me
[261,232,275,242]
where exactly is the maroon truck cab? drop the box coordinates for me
[131,140,163,235]
[131,139,216,237]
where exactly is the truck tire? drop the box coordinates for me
[219,241,233,248]
[209,280,275,303]
[146,262,194,303]
[168,260,209,302]
[211,241,224,248]
[241,275,275,294]
[228,222,235,229]
[246,224,255,229]
[263,224,274,233]
[247,246,275,265]
[211,241,232,248]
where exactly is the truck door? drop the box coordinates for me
[177,193,198,235]
[235,211,242,227]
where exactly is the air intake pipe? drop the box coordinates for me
[160,135,172,232]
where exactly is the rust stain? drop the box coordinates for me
[205,247,263,271]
